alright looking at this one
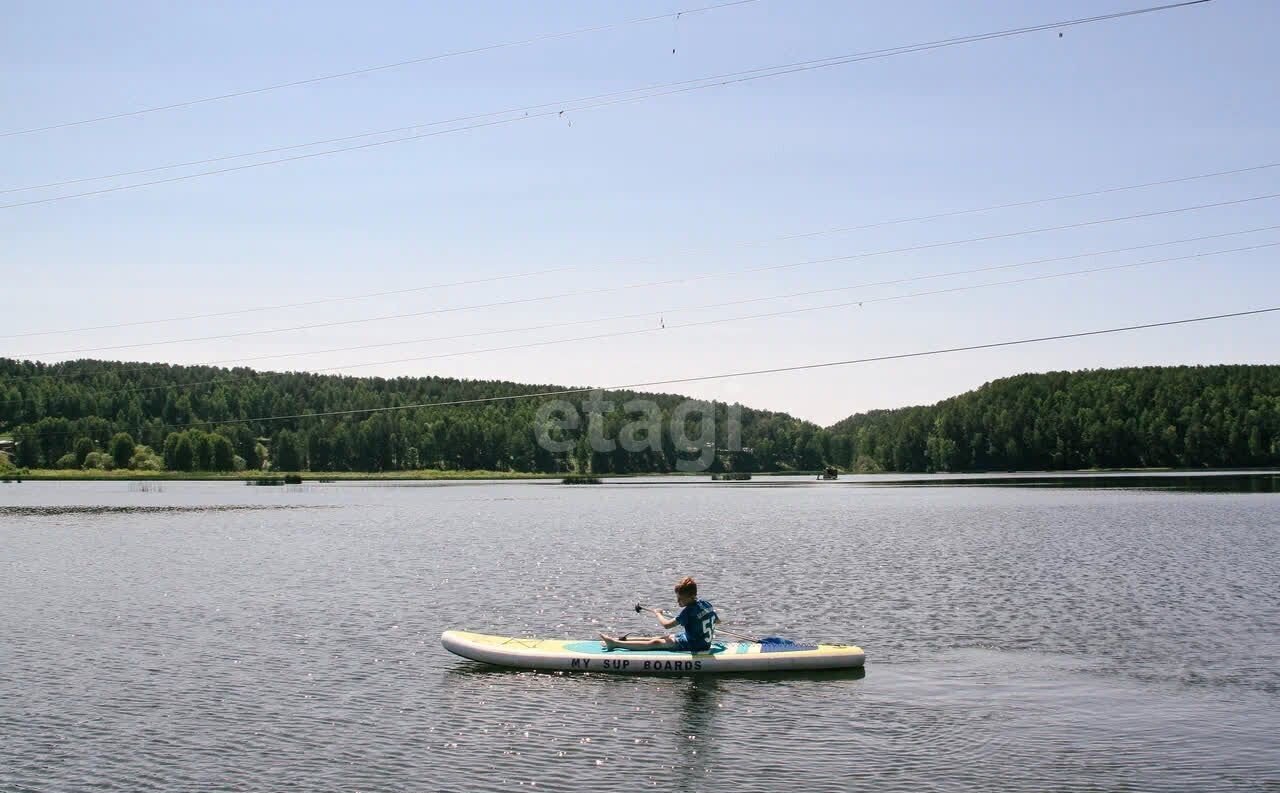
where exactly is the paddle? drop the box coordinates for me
[633,602,761,643]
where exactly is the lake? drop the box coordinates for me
[2,473,1278,791]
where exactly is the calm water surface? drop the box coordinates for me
[2,475,1278,792]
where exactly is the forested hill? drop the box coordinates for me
[0,358,828,473]
[826,365,1280,472]
[2,360,1277,474]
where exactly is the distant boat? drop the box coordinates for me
[818,466,839,480]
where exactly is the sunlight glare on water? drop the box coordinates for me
[1,475,1277,791]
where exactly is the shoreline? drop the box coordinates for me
[5,467,1278,483]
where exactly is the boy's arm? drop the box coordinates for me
[650,607,680,630]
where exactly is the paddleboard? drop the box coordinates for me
[441,630,865,674]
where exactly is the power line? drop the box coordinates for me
[14,190,1276,360]
[9,216,1273,394]
[5,159,1275,341]
[70,223,1280,382]
[59,305,1280,433]
[4,237,1272,410]
[0,267,573,341]
[0,0,760,138]
[2,1,1211,210]
[139,240,1280,378]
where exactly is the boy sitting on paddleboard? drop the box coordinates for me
[600,576,718,652]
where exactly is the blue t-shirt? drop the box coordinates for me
[675,599,718,651]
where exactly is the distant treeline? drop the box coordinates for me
[828,365,1280,472]
[1,360,1276,474]
[0,359,827,473]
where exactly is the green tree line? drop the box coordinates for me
[827,365,1280,472]
[2,360,1276,473]
[0,359,828,473]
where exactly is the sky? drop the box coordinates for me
[2,0,1277,426]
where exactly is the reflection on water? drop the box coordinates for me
[673,676,719,789]
[1,479,1276,791]
[605,470,1280,494]
[669,668,868,791]
[878,473,1280,493]
[0,504,326,516]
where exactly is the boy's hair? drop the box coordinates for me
[675,576,698,599]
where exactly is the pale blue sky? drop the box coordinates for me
[3,0,1277,425]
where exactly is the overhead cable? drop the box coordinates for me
[3,238,1273,410]
[14,190,1277,359]
[68,305,1280,432]
[4,158,1274,341]
[0,0,759,138]
[1,1,1212,209]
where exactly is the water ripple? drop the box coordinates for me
[1,480,1277,791]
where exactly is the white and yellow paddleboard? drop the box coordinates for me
[441,630,865,674]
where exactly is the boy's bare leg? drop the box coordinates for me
[599,633,677,651]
